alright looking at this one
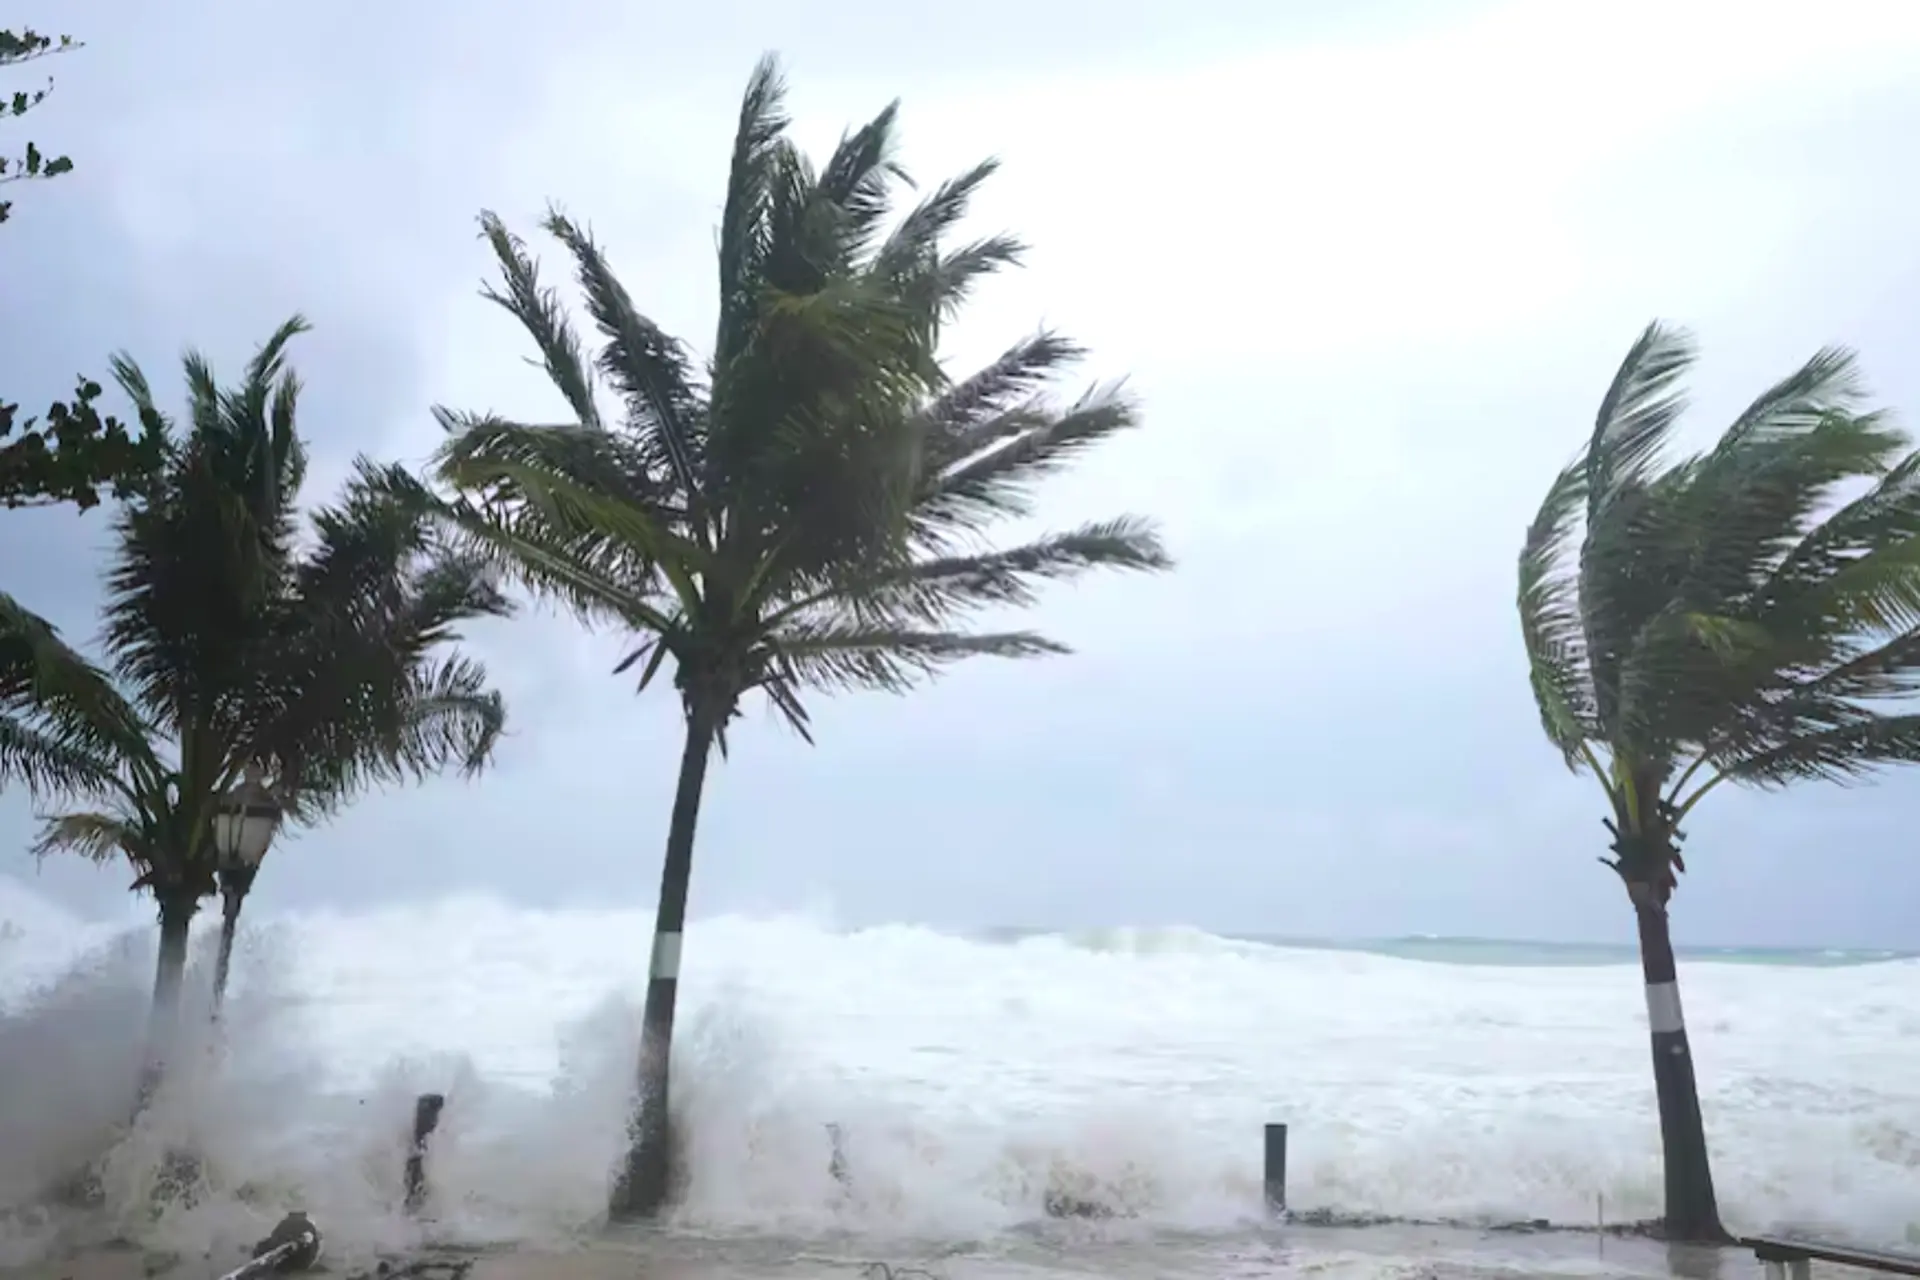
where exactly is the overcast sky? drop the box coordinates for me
[2,0,1919,948]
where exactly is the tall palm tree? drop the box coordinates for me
[21,317,510,1068]
[1517,321,1920,1242]
[408,55,1171,1218]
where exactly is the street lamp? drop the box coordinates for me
[213,765,281,872]
[210,764,283,1011]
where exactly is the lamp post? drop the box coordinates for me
[210,764,282,1013]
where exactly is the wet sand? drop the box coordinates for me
[0,1223,1772,1280]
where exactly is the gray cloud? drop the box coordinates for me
[5,0,1920,948]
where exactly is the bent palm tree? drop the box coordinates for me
[1518,321,1920,1241]
[24,319,509,1067]
[414,55,1170,1217]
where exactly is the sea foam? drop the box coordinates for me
[2,879,1917,1265]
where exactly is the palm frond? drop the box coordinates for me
[814,100,908,264]
[1717,345,1867,451]
[477,210,603,431]
[714,53,791,374]
[0,716,117,795]
[757,623,1067,740]
[901,233,1026,331]
[106,350,173,474]
[1677,407,1905,612]
[772,622,1066,689]
[542,210,708,516]
[31,808,146,864]
[1585,320,1695,513]
[28,795,198,901]
[919,381,1140,536]
[431,409,675,534]
[390,656,506,777]
[424,485,674,634]
[437,441,707,612]
[788,517,1168,628]
[872,158,1002,283]
[1723,711,1920,787]
[1578,458,1697,742]
[0,590,152,794]
[1764,450,1920,633]
[916,331,1084,447]
[1517,457,1596,765]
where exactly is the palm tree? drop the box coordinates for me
[21,317,510,1069]
[1517,321,1920,1242]
[407,55,1171,1218]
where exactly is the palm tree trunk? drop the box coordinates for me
[1630,889,1726,1242]
[137,893,197,1104]
[608,699,720,1220]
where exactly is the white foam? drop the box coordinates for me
[2,879,1917,1265]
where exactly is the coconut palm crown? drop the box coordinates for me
[15,318,509,1056]
[1518,319,1920,1240]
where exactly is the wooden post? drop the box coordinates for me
[1263,1123,1288,1217]
[404,1093,446,1215]
[826,1122,849,1186]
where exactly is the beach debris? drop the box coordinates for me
[363,1256,479,1280]
[217,1212,323,1280]
[859,1265,939,1280]
[1041,1189,1115,1220]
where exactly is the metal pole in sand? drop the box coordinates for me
[1263,1123,1288,1217]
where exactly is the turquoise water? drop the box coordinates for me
[978,927,1915,968]
[1319,934,1916,967]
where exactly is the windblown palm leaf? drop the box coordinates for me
[0,591,148,796]
[33,808,151,865]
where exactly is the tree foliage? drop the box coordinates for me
[0,28,167,510]
[1518,321,1920,894]
[0,376,167,510]
[0,27,77,225]
[13,320,511,913]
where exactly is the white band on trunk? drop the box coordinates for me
[1645,981,1685,1034]
[650,931,683,981]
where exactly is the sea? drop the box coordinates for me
[2,876,1917,1280]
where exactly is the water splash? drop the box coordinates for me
[2,882,1918,1266]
